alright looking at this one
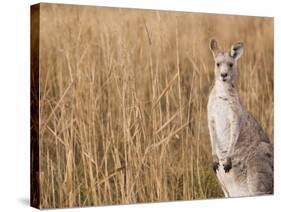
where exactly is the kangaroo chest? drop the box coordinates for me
[212,97,235,158]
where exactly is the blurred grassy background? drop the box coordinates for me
[37,3,273,208]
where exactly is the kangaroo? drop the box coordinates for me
[207,39,273,197]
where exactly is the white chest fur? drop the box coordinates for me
[209,82,240,160]
[212,97,232,158]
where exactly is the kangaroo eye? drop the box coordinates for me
[228,63,233,68]
[216,63,221,67]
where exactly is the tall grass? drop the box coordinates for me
[38,3,273,208]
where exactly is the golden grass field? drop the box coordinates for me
[35,3,273,208]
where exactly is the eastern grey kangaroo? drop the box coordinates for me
[207,39,273,197]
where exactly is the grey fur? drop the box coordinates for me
[207,39,273,197]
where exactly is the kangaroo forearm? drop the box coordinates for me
[228,122,240,156]
[208,121,218,155]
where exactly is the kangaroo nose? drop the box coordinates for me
[221,73,228,78]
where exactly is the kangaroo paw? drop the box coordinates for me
[223,157,232,173]
[212,154,220,173]
[213,161,219,173]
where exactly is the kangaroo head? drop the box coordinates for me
[209,39,244,84]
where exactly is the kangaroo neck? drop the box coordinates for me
[214,80,237,98]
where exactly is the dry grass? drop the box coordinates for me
[37,3,273,208]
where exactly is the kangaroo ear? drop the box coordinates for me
[209,39,220,57]
[230,42,244,60]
